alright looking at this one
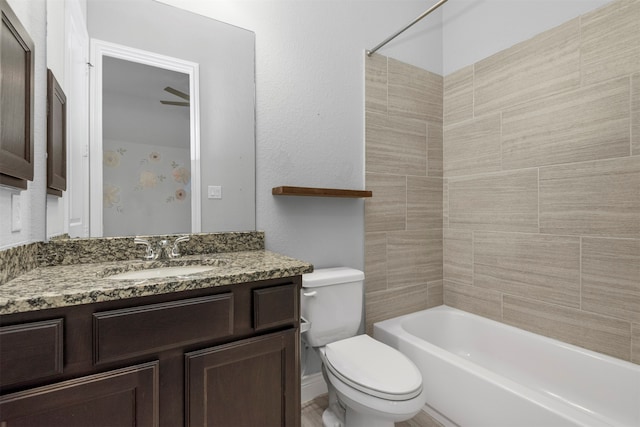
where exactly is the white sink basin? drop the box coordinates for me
[107,265,216,280]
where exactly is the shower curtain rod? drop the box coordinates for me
[366,0,449,56]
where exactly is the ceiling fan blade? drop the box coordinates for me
[160,100,190,107]
[164,86,190,101]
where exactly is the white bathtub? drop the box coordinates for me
[374,306,640,427]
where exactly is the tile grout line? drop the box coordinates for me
[631,323,635,364]
[630,74,633,156]
[579,236,583,310]
[404,175,408,231]
[471,231,475,289]
[579,15,584,88]
[384,231,389,291]
[500,111,504,172]
[385,56,389,117]
[384,56,389,294]
[426,121,429,177]
[537,167,541,232]
[472,63,476,120]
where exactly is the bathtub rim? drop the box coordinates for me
[377,305,640,372]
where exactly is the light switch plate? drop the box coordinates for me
[208,185,222,199]
[11,194,22,232]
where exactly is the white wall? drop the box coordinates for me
[156,0,443,269]
[442,0,614,75]
[0,0,47,249]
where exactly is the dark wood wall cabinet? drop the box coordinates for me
[0,0,35,190]
[46,69,67,196]
[0,277,302,426]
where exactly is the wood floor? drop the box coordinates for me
[301,394,444,427]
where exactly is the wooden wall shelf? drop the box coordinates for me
[272,186,372,198]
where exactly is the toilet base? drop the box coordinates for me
[320,363,414,427]
[322,406,395,427]
[322,407,343,427]
[344,407,395,427]
[321,378,346,427]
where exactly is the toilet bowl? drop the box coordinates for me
[301,267,426,427]
[318,335,427,427]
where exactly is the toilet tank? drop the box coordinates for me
[301,267,365,347]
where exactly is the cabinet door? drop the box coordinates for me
[46,69,67,196]
[0,0,35,189]
[0,361,159,426]
[186,329,299,427]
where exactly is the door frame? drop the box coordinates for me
[89,39,201,236]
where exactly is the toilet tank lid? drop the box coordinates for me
[302,267,364,288]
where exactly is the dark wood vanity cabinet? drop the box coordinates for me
[0,277,302,427]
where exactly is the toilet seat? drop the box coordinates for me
[323,335,422,401]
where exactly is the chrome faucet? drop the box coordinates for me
[134,237,156,260]
[156,240,173,260]
[135,236,190,260]
[171,235,190,258]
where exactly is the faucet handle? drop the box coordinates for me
[171,235,190,258]
[134,237,155,260]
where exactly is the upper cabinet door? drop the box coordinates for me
[0,0,35,190]
[47,69,67,196]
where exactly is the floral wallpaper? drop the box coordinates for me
[103,139,191,237]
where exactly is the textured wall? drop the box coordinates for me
[443,0,640,364]
[364,54,444,334]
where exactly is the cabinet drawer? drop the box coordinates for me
[93,294,233,364]
[0,319,64,387]
[253,284,298,331]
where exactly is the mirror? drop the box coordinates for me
[77,0,256,237]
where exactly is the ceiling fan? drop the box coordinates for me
[160,86,189,107]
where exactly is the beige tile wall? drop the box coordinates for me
[474,18,581,118]
[443,0,640,364]
[364,54,443,334]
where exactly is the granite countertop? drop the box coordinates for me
[0,250,313,315]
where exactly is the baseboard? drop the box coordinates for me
[301,372,327,403]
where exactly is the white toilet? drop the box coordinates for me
[301,267,427,427]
